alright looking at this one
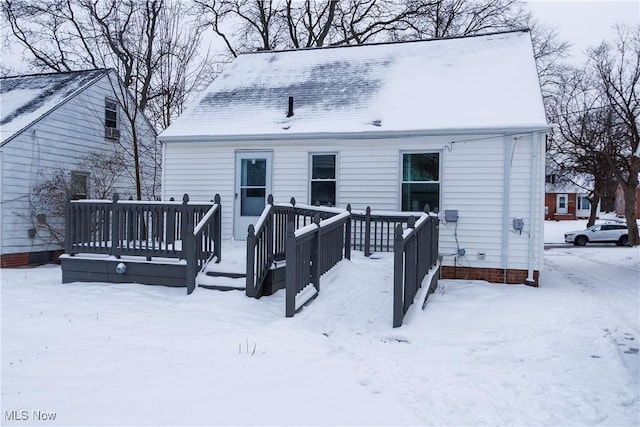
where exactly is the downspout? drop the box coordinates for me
[502,136,512,284]
[526,132,539,285]
[160,141,166,200]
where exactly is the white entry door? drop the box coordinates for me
[234,151,273,239]
[556,193,568,215]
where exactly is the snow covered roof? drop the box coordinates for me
[160,30,548,142]
[0,69,109,145]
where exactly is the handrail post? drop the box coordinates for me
[185,216,196,295]
[393,223,404,328]
[111,193,121,259]
[311,214,320,293]
[364,206,371,257]
[266,195,274,268]
[65,196,72,255]
[214,194,222,263]
[345,205,352,260]
[180,193,189,256]
[285,222,296,317]
[246,224,256,298]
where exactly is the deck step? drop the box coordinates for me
[198,283,245,291]
[197,273,245,291]
[205,271,246,279]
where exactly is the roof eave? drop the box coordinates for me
[158,125,551,143]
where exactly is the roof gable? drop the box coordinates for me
[160,30,548,141]
[0,69,109,144]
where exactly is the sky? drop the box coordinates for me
[526,0,640,63]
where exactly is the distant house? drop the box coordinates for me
[544,174,600,220]
[615,182,640,219]
[159,30,548,285]
[0,69,156,268]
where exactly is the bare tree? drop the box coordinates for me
[27,151,129,246]
[588,25,640,245]
[2,0,215,199]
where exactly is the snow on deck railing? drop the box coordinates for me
[393,213,440,328]
[65,193,222,295]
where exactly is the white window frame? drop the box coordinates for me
[400,151,441,212]
[309,153,338,207]
[105,98,118,129]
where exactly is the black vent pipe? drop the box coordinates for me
[287,96,294,117]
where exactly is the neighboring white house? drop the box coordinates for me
[0,69,157,267]
[159,30,548,285]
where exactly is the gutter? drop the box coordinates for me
[158,126,551,144]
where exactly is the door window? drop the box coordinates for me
[240,158,266,216]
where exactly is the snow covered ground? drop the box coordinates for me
[1,219,638,426]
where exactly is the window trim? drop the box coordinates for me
[70,170,90,200]
[399,150,442,212]
[308,152,338,207]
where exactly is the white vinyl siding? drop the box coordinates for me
[1,73,154,256]
[161,132,545,273]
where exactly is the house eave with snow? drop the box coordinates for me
[160,29,548,285]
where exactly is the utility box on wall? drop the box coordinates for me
[445,210,458,222]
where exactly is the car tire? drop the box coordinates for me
[574,235,588,246]
[619,235,629,246]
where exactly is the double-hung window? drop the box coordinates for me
[105,98,119,139]
[401,152,440,212]
[310,154,336,206]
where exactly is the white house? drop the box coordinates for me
[0,69,157,267]
[159,30,548,285]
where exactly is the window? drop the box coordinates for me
[70,171,89,200]
[578,196,591,210]
[105,98,119,139]
[310,154,336,206]
[545,174,558,184]
[402,153,440,212]
[558,196,567,209]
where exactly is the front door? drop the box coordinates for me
[234,151,272,239]
[556,193,568,215]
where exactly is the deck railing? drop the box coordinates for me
[350,207,418,256]
[65,193,222,293]
[246,197,342,298]
[285,211,352,317]
[393,212,440,327]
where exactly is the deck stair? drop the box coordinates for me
[198,270,246,291]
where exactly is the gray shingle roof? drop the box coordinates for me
[1,69,109,144]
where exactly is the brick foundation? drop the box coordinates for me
[441,266,539,286]
[1,250,64,268]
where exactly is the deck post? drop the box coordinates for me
[364,206,372,257]
[345,205,352,260]
[246,224,256,298]
[180,193,190,243]
[393,223,404,328]
[214,194,222,263]
[185,216,196,295]
[285,222,296,317]
[311,214,320,292]
[111,193,121,259]
[64,197,72,255]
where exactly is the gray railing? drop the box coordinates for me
[65,193,222,293]
[246,197,342,298]
[393,212,440,327]
[285,211,352,317]
[350,207,419,256]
